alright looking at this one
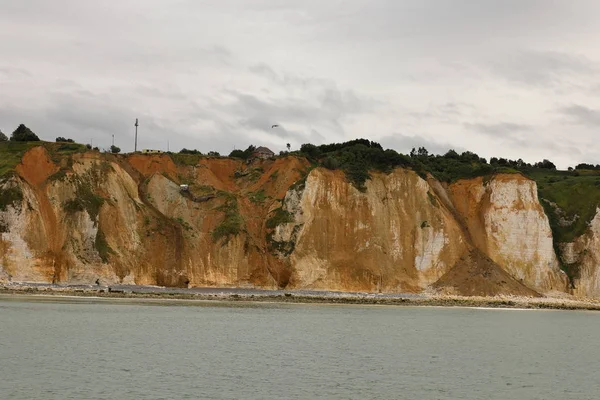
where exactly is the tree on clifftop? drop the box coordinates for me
[229,145,255,160]
[0,130,7,142]
[10,124,40,142]
[110,145,121,154]
[534,159,557,170]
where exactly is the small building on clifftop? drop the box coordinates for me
[252,146,275,160]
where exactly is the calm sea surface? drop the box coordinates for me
[1,295,599,400]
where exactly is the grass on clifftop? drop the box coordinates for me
[0,141,38,177]
[169,153,202,167]
[0,141,88,178]
[525,169,600,243]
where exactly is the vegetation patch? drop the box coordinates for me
[268,170,279,181]
[94,229,114,263]
[229,145,256,160]
[526,169,600,243]
[295,140,532,191]
[193,185,215,195]
[248,167,264,182]
[63,180,105,223]
[212,194,244,243]
[43,142,87,164]
[49,168,68,182]
[0,140,88,178]
[427,191,438,208]
[289,177,307,192]
[248,189,268,204]
[266,207,294,229]
[289,166,316,192]
[174,217,194,232]
[169,153,202,167]
[266,225,302,257]
[55,143,83,153]
[0,185,23,211]
[516,168,600,281]
[0,141,36,177]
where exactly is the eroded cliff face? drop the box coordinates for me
[270,168,467,292]
[559,209,600,298]
[449,174,567,293]
[0,146,573,296]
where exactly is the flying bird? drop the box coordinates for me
[271,124,279,128]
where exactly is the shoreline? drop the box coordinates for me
[2,284,600,311]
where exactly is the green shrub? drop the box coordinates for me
[266,207,294,229]
[229,145,255,160]
[170,153,202,166]
[56,143,81,152]
[249,189,268,204]
[0,185,23,211]
[179,148,202,155]
[95,229,114,263]
[212,195,244,243]
[63,181,105,222]
[268,170,279,181]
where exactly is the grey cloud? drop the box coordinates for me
[483,50,598,88]
[464,122,531,137]
[0,67,31,77]
[2,0,600,168]
[560,104,600,126]
[133,85,187,101]
[409,102,478,125]
[249,63,380,115]
[218,90,345,139]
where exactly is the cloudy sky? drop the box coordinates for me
[1,0,600,168]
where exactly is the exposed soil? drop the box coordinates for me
[433,249,541,297]
[15,146,59,186]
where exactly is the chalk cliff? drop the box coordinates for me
[0,146,578,296]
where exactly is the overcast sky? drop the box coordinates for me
[1,0,600,168]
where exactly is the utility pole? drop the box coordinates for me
[112,134,115,146]
[134,118,139,152]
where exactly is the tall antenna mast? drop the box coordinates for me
[134,118,139,152]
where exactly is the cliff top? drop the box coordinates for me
[3,139,600,250]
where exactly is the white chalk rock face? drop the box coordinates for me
[0,178,50,283]
[288,168,468,292]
